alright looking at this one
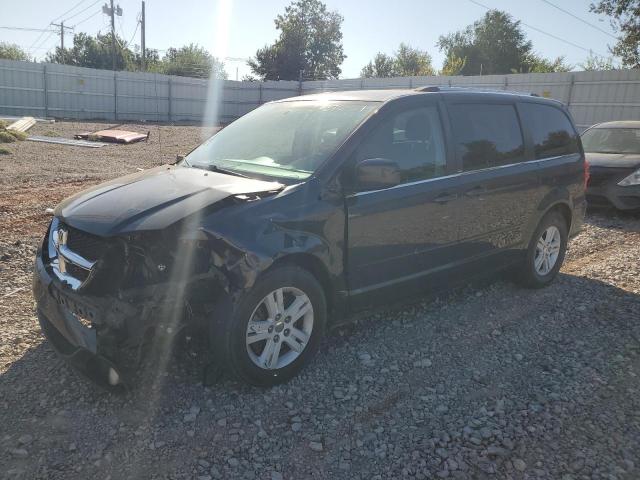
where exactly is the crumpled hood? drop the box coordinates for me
[585,152,640,169]
[56,165,283,236]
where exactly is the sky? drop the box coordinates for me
[1,0,621,80]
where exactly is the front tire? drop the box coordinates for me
[517,211,568,288]
[220,266,326,386]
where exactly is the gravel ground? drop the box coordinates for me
[1,121,639,480]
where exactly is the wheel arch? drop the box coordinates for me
[266,253,338,321]
[546,202,572,231]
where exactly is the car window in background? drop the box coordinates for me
[449,104,525,171]
[520,103,579,159]
[184,100,377,180]
[581,128,640,154]
[354,105,447,183]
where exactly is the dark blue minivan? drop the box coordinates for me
[34,87,586,388]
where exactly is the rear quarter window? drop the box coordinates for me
[448,103,525,171]
[520,103,579,159]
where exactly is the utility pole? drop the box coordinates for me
[141,1,146,70]
[51,21,73,51]
[102,1,123,70]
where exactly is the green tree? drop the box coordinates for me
[590,0,639,68]
[361,53,397,78]
[361,44,435,78]
[439,53,466,76]
[522,54,573,73]
[0,42,31,61]
[438,10,534,75]
[394,43,435,76]
[47,32,135,70]
[160,44,226,79]
[248,0,346,80]
[579,54,616,70]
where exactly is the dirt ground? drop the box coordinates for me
[1,121,639,480]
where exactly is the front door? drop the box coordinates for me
[345,100,462,297]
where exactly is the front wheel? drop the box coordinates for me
[517,211,568,288]
[220,266,326,386]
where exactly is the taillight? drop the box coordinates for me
[583,160,590,189]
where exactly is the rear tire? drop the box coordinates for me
[517,211,568,289]
[219,266,326,386]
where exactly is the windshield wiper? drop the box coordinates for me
[190,163,250,178]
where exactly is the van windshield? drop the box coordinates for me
[183,100,377,181]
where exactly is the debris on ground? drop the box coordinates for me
[26,135,107,148]
[6,116,36,133]
[76,129,149,144]
[0,116,54,124]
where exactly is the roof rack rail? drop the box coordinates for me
[414,85,543,98]
[414,86,441,92]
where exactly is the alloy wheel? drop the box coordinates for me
[245,287,314,370]
[534,225,561,276]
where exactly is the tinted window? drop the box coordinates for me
[521,103,579,159]
[449,104,525,171]
[354,105,447,184]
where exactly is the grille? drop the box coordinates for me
[64,224,108,262]
[65,262,90,283]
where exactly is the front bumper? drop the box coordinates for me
[587,168,640,210]
[33,251,135,389]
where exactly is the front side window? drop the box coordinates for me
[581,127,640,154]
[184,100,378,181]
[520,103,579,159]
[449,103,525,171]
[352,105,447,184]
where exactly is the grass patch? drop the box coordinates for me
[0,120,7,129]
[0,131,17,143]
[8,130,27,141]
[0,146,11,155]
[43,130,59,137]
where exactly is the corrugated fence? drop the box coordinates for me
[1,58,639,130]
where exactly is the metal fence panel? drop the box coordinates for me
[0,59,45,117]
[0,59,638,131]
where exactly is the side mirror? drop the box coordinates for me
[355,158,401,191]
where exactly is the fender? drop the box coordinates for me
[522,185,573,245]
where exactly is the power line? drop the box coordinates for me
[64,0,102,22]
[539,0,617,39]
[0,26,57,32]
[467,0,614,60]
[30,30,57,57]
[51,0,90,23]
[73,9,102,28]
[27,1,97,57]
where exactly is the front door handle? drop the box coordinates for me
[433,192,457,204]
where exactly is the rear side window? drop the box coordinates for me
[449,104,525,171]
[520,103,579,159]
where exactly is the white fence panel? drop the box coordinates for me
[0,59,639,130]
[0,59,45,117]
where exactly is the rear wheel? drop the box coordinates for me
[517,211,568,288]
[220,266,326,386]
